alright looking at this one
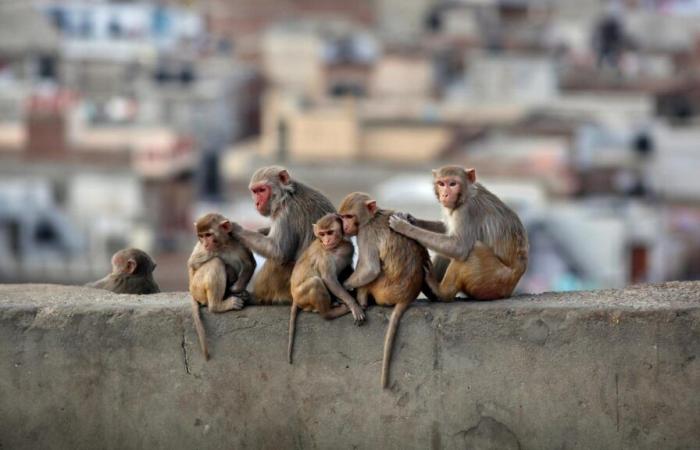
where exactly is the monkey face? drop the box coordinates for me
[315,222,343,250]
[434,176,462,209]
[198,231,220,252]
[250,182,272,216]
[340,214,359,236]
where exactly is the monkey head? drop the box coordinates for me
[111,248,156,276]
[338,192,378,237]
[313,213,344,250]
[195,213,233,253]
[249,166,292,217]
[432,165,476,210]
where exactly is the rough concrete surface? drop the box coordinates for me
[0,282,698,450]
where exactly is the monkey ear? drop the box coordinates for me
[432,169,438,178]
[465,168,476,183]
[219,220,233,233]
[365,200,377,214]
[125,258,137,275]
[278,170,290,185]
[312,223,320,236]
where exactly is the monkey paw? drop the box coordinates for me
[389,214,411,233]
[231,296,245,310]
[232,289,250,301]
[351,308,366,325]
[393,212,415,224]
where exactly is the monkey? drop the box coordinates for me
[86,248,160,295]
[230,166,336,304]
[188,213,256,360]
[338,192,430,388]
[389,165,528,301]
[287,213,365,364]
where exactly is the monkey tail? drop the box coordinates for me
[288,303,298,364]
[381,302,410,389]
[190,297,209,360]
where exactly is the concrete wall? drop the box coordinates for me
[0,282,698,449]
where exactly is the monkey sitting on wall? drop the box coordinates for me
[288,213,365,364]
[389,166,528,301]
[188,213,256,360]
[230,166,336,304]
[87,248,160,295]
[338,192,431,388]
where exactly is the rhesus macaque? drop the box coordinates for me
[287,213,365,364]
[389,166,528,301]
[188,213,256,360]
[230,166,335,304]
[338,192,430,388]
[87,248,160,295]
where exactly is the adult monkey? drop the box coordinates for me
[231,166,336,304]
[389,165,528,301]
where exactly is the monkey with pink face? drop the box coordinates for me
[389,166,528,301]
[230,166,336,304]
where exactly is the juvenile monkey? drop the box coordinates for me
[389,166,528,301]
[338,192,430,388]
[230,166,335,304]
[288,213,365,364]
[87,248,160,295]
[188,213,256,360]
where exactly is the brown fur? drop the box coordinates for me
[390,166,528,301]
[339,192,429,388]
[188,213,256,360]
[86,248,160,295]
[233,166,336,304]
[287,214,364,364]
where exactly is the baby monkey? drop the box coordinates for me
[87,248,160,295]
[188,213,256,360]
[288,213,365,364]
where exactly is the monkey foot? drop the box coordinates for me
[231,296,245,310]
[352,308,366,325]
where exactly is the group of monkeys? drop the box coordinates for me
[88,165,528,388]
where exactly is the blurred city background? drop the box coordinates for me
[1,0,699,293]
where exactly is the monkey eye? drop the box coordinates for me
[327,230,334,236]
[449,181,457,187]
[437,181,445,187]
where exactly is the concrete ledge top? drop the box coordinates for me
[0,281,698,312]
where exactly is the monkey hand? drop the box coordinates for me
[350,305,366,325]
[393,212,416,224]
[231,288,250,302]
[389,214,412,234]
[230,295,245,310]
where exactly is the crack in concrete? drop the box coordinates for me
[615,373,620,432]
[181,328,191,376]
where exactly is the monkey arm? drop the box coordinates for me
[389,216,471,260]
[323,274,359,308]
[234,228,287,262]
[343,245,381,289]
[392,212,446,233]
[231,262,255,293]
[412,218,447,233]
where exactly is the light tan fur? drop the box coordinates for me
[339,193,430,388]
[287,214,363,364]
[188,213,256,360]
